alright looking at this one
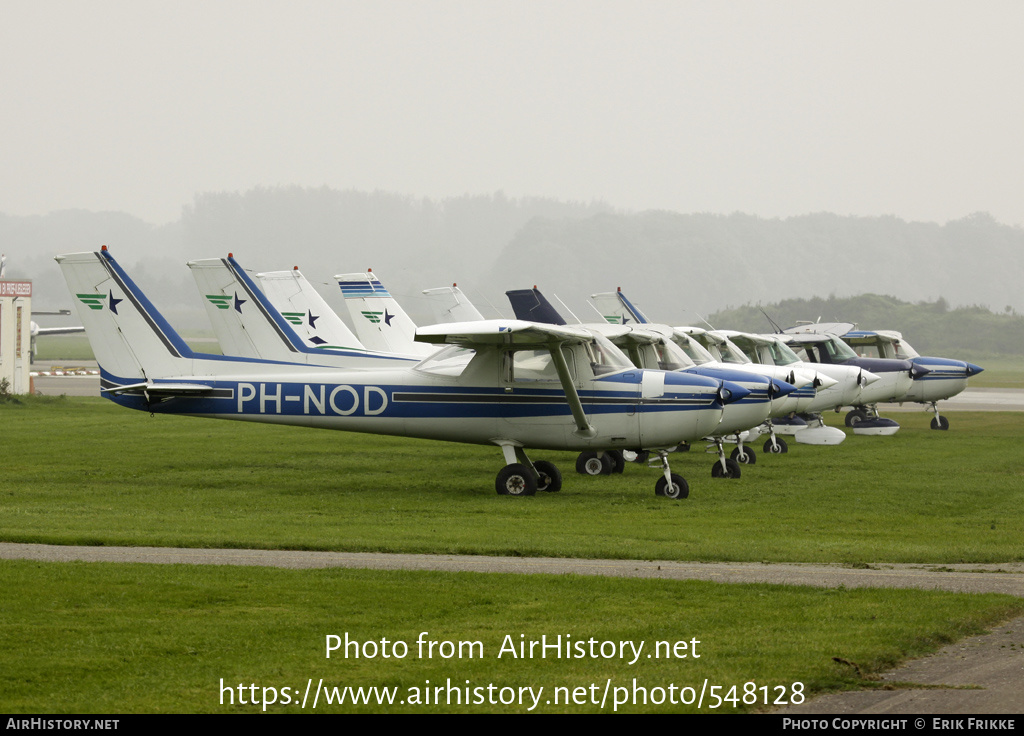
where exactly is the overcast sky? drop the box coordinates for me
[3,1,1022,227]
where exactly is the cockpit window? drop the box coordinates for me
[510,348,571,382]
[717,339,751,365]
[824,337,859,360]
[414,345,475,376]
[765,340,803,366]
[671,335,714,364]
[585,334,634,376]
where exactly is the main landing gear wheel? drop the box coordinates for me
[575,451,613,476]
[711,458,742,479]
[845,408,869,427]
[533,460,562,493]
[730,446,757,465]
[763,437,788,454]
[655,473,689,500]
[605,450,626,474]
[930,416,950,430]
[495,464,538,496]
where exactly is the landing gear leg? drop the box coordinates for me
[652,450,688,500]
[927,402,949,430]
[494,444,553,496]
[707,438,741,479]
[762,421,788,454]
[730,435,756,465]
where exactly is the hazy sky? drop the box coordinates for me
[3,1,1022,226]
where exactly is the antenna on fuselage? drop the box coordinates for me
[759,307,784,334]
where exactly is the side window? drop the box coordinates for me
[508,347,575,382]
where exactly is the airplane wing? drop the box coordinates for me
[34,326,86,336]
[415,320,593,347]
[416,319,598,437]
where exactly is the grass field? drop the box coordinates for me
[1,560,1019,713]
[2,397,1022,563]
[2,397,1023,713]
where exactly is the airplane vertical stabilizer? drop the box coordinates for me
[335,270,434,356]
[188,257,300,360]
[421,284,485,323]
[56,248,195,380]
[589,289,649,325]
[505,288,567,325]
[257,268,366,351]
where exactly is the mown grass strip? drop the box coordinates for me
[1,559,1020,713]
[2,397,1023,563]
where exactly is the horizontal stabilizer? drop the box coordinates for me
[102,381,216,396]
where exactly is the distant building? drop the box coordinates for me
[1,279,32,394]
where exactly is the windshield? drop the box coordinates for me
[653,338,695,370]
[717,338,752,365]
[414,344,476,376]
[585,333,635,375]
[670,334,714,364]
[763,339,803,366]
[824,336,859,361]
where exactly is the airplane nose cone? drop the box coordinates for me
[860,369,882,387]
[965,362,984,377]
[769,379,797,399]
[719,380,751,405]
[910,363,931,380]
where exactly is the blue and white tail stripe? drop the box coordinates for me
[339,279,390,298]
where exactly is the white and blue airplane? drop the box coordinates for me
[335,269,437,358]
[586,288,856,447]
[505,287,793,478]
[188,254,421,367]
[59,247,732,499]
[781,324,930,434]
[789,322,982,430]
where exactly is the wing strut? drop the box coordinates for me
[549,343,596,438]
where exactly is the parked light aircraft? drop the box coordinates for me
[788,322,982,430]
[188,255,420,368]
[336,270,436,357]
[60,247,732,499]
[586,288,856,447]
[29,310,85,363]
[505,287,794,478]
[781,324,930,434]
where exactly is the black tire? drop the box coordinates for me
[655,473,689,500]
[711,458,742,479]
[930,416,950,430]
[845,409,868,427]
[606,450,625,474]
[576,451,613,476]
[533,460,562,493]
[495,464,538,496]
[763,437,788,454]
[730,446,757,465]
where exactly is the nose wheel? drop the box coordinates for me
[652,450,689,500]
[927,402,950,430]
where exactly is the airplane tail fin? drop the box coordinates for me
[421,284,485,323]
[55,247,195,381]
[505,287,566,325]
[257,268,366,351]
[589,288,649,325]
[188,255,306,360]
[334,270,429,355]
